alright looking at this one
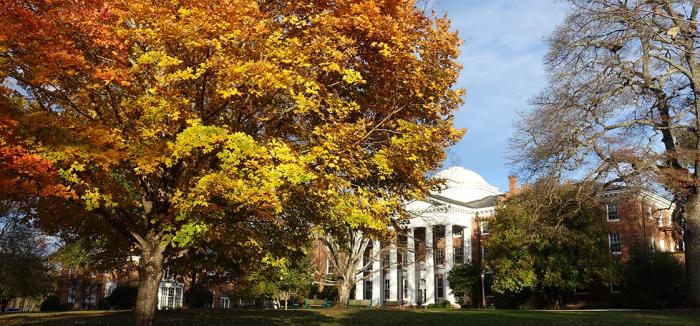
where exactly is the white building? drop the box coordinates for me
[353,166,507,306]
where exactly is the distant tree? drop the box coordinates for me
[106,286,138,310]
[231,252,313,309]
[486,180,619,307]
[184,286,213,309]
[0,214,54,311]
[511,0,700,306]
[624,245,685,308]
[273,255,313,310]
[446,262,480,307]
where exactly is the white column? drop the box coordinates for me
[389,243,398,301]
[445,224,455,303]
[406,228,416,305]
[425,226,435,304]
[355,251,364,300]
[371,240,381,306]
[465,223,472,263]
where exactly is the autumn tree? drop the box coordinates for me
[485,181,618,307]
[0,216,54,311]
[512,0,700,307]
[0,0,462,324]
[315,228,381,307]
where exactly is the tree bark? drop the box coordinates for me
[134,239,166,326]
[685,195,700,308]
[337,276,354,308]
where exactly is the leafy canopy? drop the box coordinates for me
[0,0,463,262]
[486,181,618,302]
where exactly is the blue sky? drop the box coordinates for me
[433,0,569,191]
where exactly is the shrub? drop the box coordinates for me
[446,263,480,307]
[40,295,63,311]
[623,245,685,308]
[427,300,451,309]
[97,299,111,310]
[106,286,138,309]
[308,284,338,302]
[184,286,213,308]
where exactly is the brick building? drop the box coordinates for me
[599,186,683,260]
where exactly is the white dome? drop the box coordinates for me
[432,166,501,203]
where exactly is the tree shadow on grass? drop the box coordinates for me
[2,308,698,326]
[334,308,700,326]
[0,309,336,326]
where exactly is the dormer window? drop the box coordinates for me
[606,203,619,221]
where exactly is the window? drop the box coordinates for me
[436,275,444,299]
[481,246,489,260]
[480,220,491,234]
[221,295,230,309]
[454,246,464,264]
[364,253,372,272]
[402,277,408,301]
[659,239,666,252]
[85,286,97,308]
[158,282,183,310]
[383,252,391,267]
[453,227,463,236]
[384,279,390,300]
[607,203,619,221]
[610,282,623,294]
[434,248,444,266]
[364,280,372,300]
[609,233,621,254]
[326,258,334,275]
[67,280,76,304]
[657,212,664,227]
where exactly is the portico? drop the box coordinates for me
[352,167,503,306]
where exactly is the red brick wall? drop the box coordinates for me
[604,194,680,261]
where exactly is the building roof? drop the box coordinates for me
[431,166,502,203]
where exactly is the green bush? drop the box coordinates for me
[40,295,64,311]
[184,286,213,308]
[446,263,480,307]
[106,286,138,309]
[308,284,338,302]
[623,245,685,308]
[427,300,451,309]
[97,299,111,310]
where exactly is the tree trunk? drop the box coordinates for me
[134,239,165,326]
[685,195,700,308]
[337,277,354,308]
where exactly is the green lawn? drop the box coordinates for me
[1,308,698,326]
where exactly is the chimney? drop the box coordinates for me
[508,175,518,197]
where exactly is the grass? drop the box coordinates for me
[1,308,699,326]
